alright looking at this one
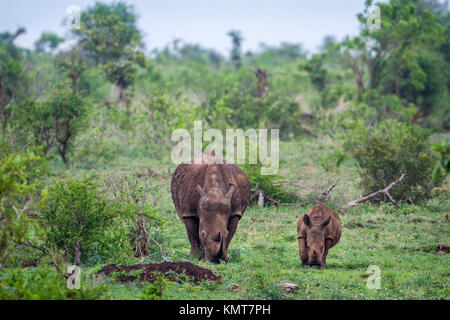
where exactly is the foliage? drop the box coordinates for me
[431,138,450,173]
[34,32,64,55]
[104,174,164,257]
[56,46,88,93]
[40,176,114,264]
[349,120,443,202]
[0,267,109,300]
[203,68,301,137]
[139,272,170,300]
[340,0,449,128]
[240,147,298,204]
[0,42,26,134]
[1,0,449,301]
[74,1,146,106]
[227,30,243,69]
[0,150,42,271]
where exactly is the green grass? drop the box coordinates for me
[2,140,449,300]
[97,202,447,300]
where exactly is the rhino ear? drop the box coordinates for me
[303,214,311,227]
[320,216,331,229]
[225,185,236,199]
[196,185,207,197]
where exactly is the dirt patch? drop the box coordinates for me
[436,244,450,253]
[345,221,364,229]
[97,261,221,284]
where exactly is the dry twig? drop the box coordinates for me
[317,178,341,203]
[347,172,407,208]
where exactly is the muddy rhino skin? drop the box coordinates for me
[297,203,342,268]
[171,155,250,262]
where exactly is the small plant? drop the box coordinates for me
[318,150,348,173]
[0,267,109,300]
[140,272,169,300]
[431,139,450,174]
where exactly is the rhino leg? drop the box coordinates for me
[298,238,308,266]
[223,216,240,262]
[183,217,202,258]
[322,239,333,267]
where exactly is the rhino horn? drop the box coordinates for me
[225,185,236,199]
[196,184,207,197]
[320,215,331,229]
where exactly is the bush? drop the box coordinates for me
[0,149,43,271]
[240,162,298,205]
[350,121,443,202]
[0,267,109,300]
[40,176,114,265]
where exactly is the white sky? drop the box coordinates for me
[0,0,373,55]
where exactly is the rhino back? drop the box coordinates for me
[171,161,251,219]
[171,163,204,218]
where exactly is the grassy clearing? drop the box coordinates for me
[3,139,449,300]
[96,201,448,300]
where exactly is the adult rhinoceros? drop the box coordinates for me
[171,154,250,263]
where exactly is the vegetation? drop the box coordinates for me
[0,0,448,300]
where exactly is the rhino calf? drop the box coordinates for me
[297,203,342,269]
[171,154,250,263]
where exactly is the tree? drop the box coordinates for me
[340,0,448,122]
[0,29,26,136]
[56,46,88,93]
[20,85,89,164]
[49,86,88,164]
[73,2,146,109]
[34,32,64,55]
[227,30,243,69]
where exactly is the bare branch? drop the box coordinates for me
[14,240,47,254]
[347,172,407,208]
[317,178,341,203]
[142,227,171,257]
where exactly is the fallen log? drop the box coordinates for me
[347,172,407,208]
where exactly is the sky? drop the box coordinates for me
[0,0,372,55]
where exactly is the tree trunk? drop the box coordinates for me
[0,79,8,136]
[255,68,267,98]
[74,241,81,266]
[55,115,73,165]
[118,85,127,111]
[135,216,148,257]
[70,75,78,94]
[8,27,26,45]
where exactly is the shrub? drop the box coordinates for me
[40,176,114,265]
[139,272,170,300]
[104,174,164,258]
[431,138,450,174]
[0,149,43,271]
[240,162,298,205]
[0,267,109,300]
[350,121,443,202]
